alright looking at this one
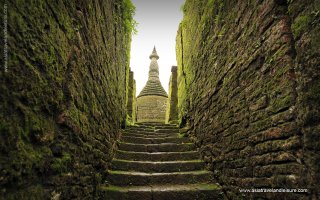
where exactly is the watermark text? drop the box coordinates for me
[239,188,308,193]
[3,3,8,72]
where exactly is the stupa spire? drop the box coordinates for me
[138,47,168,98]
[149,46,159,59]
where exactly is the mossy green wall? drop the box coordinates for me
[177,0,320,199]
[288,0,320,198]
[0,0,134,198]
[166,66,179,124]
[127,69,136,124]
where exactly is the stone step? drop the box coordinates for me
[127,128,155,132]
[126,124,179,129]
[118,142,195,152]
[127,127,178,131]
[135,123,176,127]
[107,170,213,186]
[135,123,162,126]
[105,124,224,199]
[128,126,178,130]
[121,135,190,144]
[111,159,204,172]
[154,129,179,134]
[129,125,151,129]
[125,129,179,135]
[114,150,199,161]
[123,132,178,138]
[98,184,223,200]
[123,130,168,135]
[138,130,179,134]
[154,126,179,130]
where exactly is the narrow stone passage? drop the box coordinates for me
[99,123,223,199]
[2,1,319,199]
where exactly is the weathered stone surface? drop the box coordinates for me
[101,124,224,199]
[123,132,178,138]
[288,0,320,197]
[137,95,167,122]
[166,66,179,124]
[121,135,191,144]
[107,170,213,186]
[118,142,195,152]
[127,69,137,124]
[115,150,199,161]
[111,159,204,172]
[177,0,319,199]
[99,184,223,200]
[0,0,134,199]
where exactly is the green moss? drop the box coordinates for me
[50,153,72,173]
[94,173,102,184]
[125,116,135,126]
[307,81,320,101]
[2,138,52,187]
[208,0,216,7]
[4,185,47,200]
[3,0,133,198]
[122,0,137,34]
[292,15,312,38]
[199,183,222,190]
[101,185,128,192]
[178,133,188,138]
[108,170,125,175]
[269,94,293,114]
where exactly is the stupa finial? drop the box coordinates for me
[149,46,159,59]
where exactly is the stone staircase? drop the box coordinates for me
[99,123,223,200]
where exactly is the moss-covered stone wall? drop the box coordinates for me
[127,69,136,124]
[0,0,134,198]
[137,96,167,123]
[288,1,320,198]
[166,66,179,124]
[177,0,319,199]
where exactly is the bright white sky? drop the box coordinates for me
[130,0,185,96]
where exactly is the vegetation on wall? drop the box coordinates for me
[122,0,138,35]
[176,0,320,199]
[0,0,136,199]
